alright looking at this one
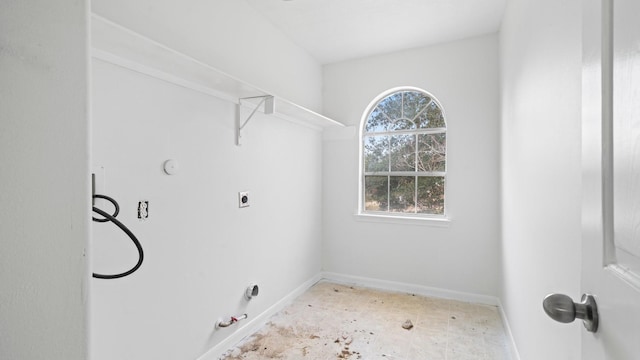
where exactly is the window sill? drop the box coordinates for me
[353,213,451,227]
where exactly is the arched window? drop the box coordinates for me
[360,88,446,216]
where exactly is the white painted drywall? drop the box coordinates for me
[91,0,323,113]
[322,34,501,297]
[0,1,90,359]
[90,58,323,360]
[499,0,582,358]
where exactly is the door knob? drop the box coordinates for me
[543,293,598,332]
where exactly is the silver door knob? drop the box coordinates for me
[543,293,598,332]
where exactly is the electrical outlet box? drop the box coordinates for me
[138,201,149,220]
[238,192,250,208]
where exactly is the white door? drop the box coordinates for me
[580,0,640,358]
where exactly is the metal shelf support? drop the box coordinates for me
[237,95,274,146]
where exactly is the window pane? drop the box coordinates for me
[390,176,415,213]
[364,136,389,172]
[417,176,445,214]
[365,106,390,132]
[403,91,430,122]
[364,176,388,211]
[378,92,403,122]
[418,134,446,172]
[390,134,415,171]
[389,118,415,131]
[416,101,445,128]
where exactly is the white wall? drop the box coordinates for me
[90,58,323,359]
[88,3,328,358]
[322,34,501,297]
[0,1,90,359]
[91,0,323,112]
[499,0,582,358]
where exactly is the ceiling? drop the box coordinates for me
[244,0,506,65]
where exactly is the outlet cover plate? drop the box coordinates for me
[138,200,149,220]
[239,192,250,208]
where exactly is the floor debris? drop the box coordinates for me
[402,319,414,330]
[219,281,511,359]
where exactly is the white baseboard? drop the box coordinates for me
[196,271,520,360]
[195,273,323,360]
[321,271,500,306]
[496,298,522,360]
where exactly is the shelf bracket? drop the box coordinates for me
[237,95,274,146]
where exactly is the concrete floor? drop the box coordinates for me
[221,282,511,360]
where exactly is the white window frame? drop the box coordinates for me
[357,86,449,222]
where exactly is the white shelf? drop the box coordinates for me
[91,14,344,130]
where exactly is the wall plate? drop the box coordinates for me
[138,200,149,220]
[238,192,250,208]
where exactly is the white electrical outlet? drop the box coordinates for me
[238,192,250,208]
[138,201,149,220]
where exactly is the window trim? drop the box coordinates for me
[358,86,448,220]
[353,213,451,227]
